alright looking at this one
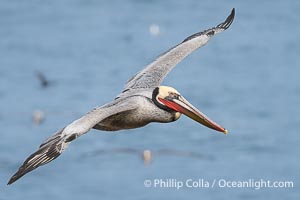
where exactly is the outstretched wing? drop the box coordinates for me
[7,98,138,185]
[124,8,235,90]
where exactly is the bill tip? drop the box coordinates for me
[224,129,228,134]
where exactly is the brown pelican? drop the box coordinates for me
[8,8,235,185]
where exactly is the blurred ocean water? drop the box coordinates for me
[0,0,299,199]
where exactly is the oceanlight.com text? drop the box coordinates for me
[144,178,294,190]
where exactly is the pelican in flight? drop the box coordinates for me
[8,8,235,185]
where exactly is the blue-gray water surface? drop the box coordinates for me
[0,0,299,199]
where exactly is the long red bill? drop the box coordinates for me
[158,97,228,134]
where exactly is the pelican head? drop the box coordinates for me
[152,86,227,134]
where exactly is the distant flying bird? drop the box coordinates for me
[35,71,50,88]
[8,8,235,185]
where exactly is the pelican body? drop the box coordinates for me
[8,9,235,185]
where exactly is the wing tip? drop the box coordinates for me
[7,138,64,185]
[217,8,235,30]
[7,178,15,185]
[7,173,21,185]
[181,8,235,43]
[7,162,31,185]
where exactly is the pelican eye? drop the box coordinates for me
[168,92,180,100]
